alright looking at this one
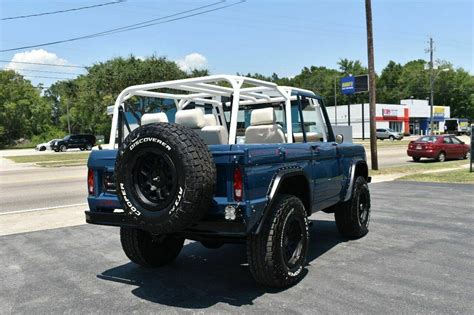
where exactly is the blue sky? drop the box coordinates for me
[0,0,472,87]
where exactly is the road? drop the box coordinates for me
[0,181,473,313]
[0,166,87,213]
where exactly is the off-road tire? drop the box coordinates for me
[120,227,184,267]
[437,151,446,162]
[115,123,216,233]
[247,194,309,288]
[412,156,421,162]
[334,176,371,239]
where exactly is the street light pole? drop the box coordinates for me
[428,37,435,135]
[334,76,338,125]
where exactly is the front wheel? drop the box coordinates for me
[389,135,395,141]
[334,176,371,239]
[247,194,309,288]
[120,227,184,267]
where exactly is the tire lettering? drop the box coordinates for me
[169,186,183,215]
[129,137,171,151]
[119,182,141,216]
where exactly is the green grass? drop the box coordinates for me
[370,159,469,176]
[35,160,88,167]
[397,168,474,184]
[5,152,90,164]
[355,139,411,148]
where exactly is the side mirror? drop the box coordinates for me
[336,134,344,144]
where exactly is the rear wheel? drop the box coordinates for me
[60,145,67,152]
[120,227,184,267]
[437,151,446,162]
[247,194,309,287]
[412,156,421,162]
[334,176,371,239]
[86,144,92,150]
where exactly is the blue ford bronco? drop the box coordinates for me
[85,75,371,287]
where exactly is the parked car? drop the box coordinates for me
[51,134,96,152]
[85,75,372,288]
[407,135,470,162]
[35,139,61,151]
[376,128,403,141]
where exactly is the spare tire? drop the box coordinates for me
[115,123,216,233]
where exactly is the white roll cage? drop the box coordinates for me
[110,74,318,147]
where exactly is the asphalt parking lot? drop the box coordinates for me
[1,181,473,314]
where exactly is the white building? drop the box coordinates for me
[326,99,450,138]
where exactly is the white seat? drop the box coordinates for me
[175,109,227,145]
[203,114,217,126]
[141,112,168,125]
[175,108,206,128]
[245,107,286,144]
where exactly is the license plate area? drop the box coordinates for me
[416,145,422,150]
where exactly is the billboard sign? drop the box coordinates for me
[341,76,355,95]
[340,75,369,95]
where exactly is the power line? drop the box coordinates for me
[0,1,245,53]
[1,0,125,21]
[2,67,83,76]
[0,60,86,68]
[22,74,76,80]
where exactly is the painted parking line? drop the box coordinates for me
[0,203,88,215]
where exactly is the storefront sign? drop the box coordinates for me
[434,106,445,118]
[382,108,398,117]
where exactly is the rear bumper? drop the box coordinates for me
[407,149,438,158]
[85,210,247,241]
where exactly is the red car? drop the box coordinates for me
[407,135,471,162]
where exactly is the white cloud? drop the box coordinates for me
[4,49,79,85]
[177,53,208,72]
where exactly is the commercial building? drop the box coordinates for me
[326,99,450,138]
[400,99,450,136]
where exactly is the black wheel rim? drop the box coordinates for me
[131,148,178,211]
[282,216,305,269]
[358,191,370,227]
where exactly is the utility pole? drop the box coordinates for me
[427,37,435,135]
[66,100,71,134]
[365,0,378,170]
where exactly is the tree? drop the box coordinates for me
[0,70,52,145]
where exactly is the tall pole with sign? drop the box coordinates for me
[365,0,378,170]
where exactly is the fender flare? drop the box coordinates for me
[253,167,312,234]
[343,160,371,202]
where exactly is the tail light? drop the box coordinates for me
[87,168,94,195]
[409,141,414,149]
[233,167,243,202]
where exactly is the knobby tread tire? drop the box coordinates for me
[115,123,216,233]
[120,227,184,267]
[334,176,371,239]
[247,194,309,288]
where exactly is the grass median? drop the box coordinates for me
[397,168,474,184]
[5,152,90,167]
[370,159,469,176]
